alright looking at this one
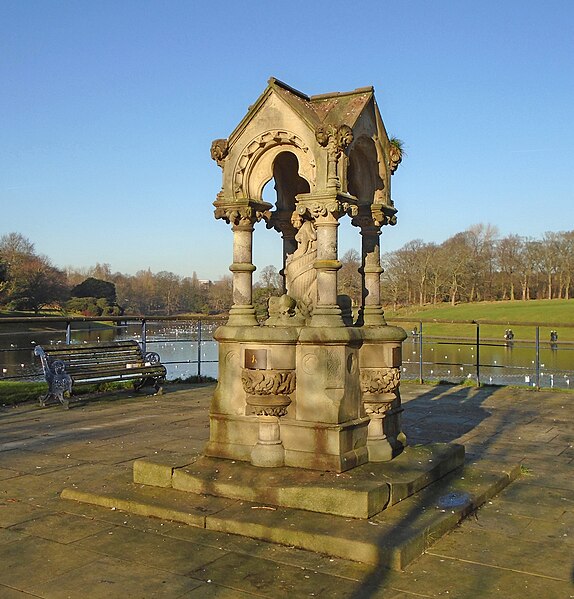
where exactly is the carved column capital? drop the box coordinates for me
[213,198,272,228]
[267,210,298,237]
[370,198,397,227]
[295,194,358,223]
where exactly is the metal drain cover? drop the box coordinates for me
[437,491,472,509]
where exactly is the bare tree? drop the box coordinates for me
[496,234,524,300]
[339,249,361,306]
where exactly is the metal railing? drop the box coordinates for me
[1,314,573,390]
[0,315,225,383]
[388,317,574,390]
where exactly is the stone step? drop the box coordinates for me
[61,459,519,570]
[134,443,466,519]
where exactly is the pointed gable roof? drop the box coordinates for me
[228,78,375,146]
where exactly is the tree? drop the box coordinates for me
[339,250,361,306]
[0,234,68,313]
[496,235,524,300]
[393,240,436,306]
[5,255,68,313]
[155,271,182,315]
[208,277,233,313]
[464,224,498,302]
[0,260,8,294]
[179,273,209,314]
[0,232,35,264]
[253,265,282,317]
[71,277,117,303]
[439,233,472,306]
[555,231,574,299]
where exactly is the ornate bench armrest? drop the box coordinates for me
[144,352,161,365]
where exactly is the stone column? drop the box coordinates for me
[229,220,257,326]
[353,215,386,327]
[214,198,272,326]
[312,214,343,327]
[293,195,358,327]
[360,366,405,462]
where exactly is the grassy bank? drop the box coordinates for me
[385,299,574,341]
[0,376,216,406]
[0,380,133,406]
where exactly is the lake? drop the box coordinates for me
[1,320,572,390]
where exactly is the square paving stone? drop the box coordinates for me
[427,528,571,581]
[0,468,20,481]
[385,552,573,598]
[0,585,35,598]
[73,525,227,576]
[460,505,533,537]
[165,521,372,582]
[188,551,371,599]
[0,450,86,475]
[0,527,25,545]
[0,499,53,527]
[27,555,202,598]
[0,535,100,589]
[496,479,574,510]
[176,582,265,598]
[8,511,115,544]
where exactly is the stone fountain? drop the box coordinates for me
[206,77,407,471]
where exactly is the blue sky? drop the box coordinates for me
[2,1,573,280]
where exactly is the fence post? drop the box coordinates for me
[476,323,481,387]
[418,321,423,384]
[535,326,540,390]
[66,321,72,344]
[197,319,202,380]
[141,319,147,354]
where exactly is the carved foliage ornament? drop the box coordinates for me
[214,204,270,227]
[315,124,354,151]
[210,138,229,166]
[351,205,397,229]
[296,200,358,221]
[389,144,402,174]
[360,367,401,394]
[242,369,296,417]
[242,369,296,396]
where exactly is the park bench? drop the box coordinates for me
[34,340,166,408]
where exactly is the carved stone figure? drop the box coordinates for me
[284,219,317,318]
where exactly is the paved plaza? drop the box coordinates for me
[0,383,572,598]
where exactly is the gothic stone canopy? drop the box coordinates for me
[211,77,401,229]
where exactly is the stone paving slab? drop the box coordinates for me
[26,555,204,599]
[0,535,101,589]
[0,383,572,597]
[72,525,229,576]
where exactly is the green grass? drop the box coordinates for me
[0,378,216,406]
[385,299,574,341]
[0,380,132,406]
